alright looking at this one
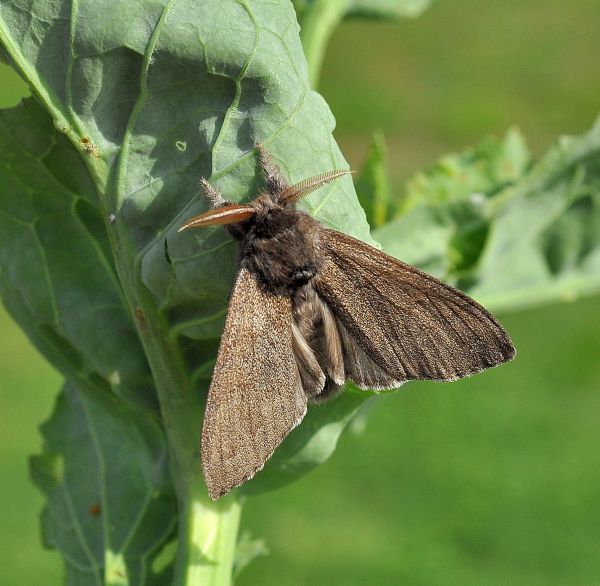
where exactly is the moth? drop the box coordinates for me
[179,145,515,500]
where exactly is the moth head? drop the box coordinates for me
[178,160,352,233]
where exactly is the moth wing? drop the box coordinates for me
[201,267,307,499]
[314,230,515,388]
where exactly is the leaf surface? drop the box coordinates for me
[374,123,600,310]
[0,98,153,407]
[31,383,176,586]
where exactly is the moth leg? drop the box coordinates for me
[255,143,290,196]
[200,177,229,208]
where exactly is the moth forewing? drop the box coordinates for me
[200,267,307,500]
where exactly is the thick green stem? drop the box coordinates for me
[183,489,242,584]
[299,0,347,88]
[169,424,242,585]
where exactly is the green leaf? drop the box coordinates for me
[374,121,600,310]
[355,131,393,227]
[469,120,600,311]
[403,127,531,210]
[31,383,176,586]
[0,98,154,409]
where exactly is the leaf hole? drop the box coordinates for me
[151,538,177,577]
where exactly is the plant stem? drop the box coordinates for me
[183,490,242,585]
[299,0,347,88]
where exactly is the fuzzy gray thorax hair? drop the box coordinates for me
[226,194,323,296]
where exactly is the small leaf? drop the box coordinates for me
[355,131,393,227]
[31,383,176,586]
[374,197,490,279]
[375,129,531,279]
[403,127,531,210]
[469,119,600,310]
[374,121,600,310]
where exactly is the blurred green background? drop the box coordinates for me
[1,0,599,584]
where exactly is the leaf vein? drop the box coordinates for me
[210,0,260,170]
[60,482,104,584]
[79,393,112,561]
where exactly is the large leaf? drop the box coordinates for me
[374,121,600,310]
[31,383,176,586]
[0,0,372,321]
[0,0,375,555]
[0,94,177,581]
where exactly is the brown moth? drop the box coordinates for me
[179,145,515,500]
